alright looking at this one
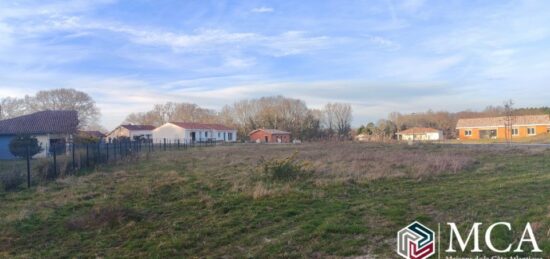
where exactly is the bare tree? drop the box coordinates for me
[324,103,352,139]
[24,89,100,129]
[221,96,323,140]
[125,102,219,126]
[0,97,27,120]
[503,99,514,145]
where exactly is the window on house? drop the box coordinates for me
[205,132,208,138]
[512,128,519,136]
[527,128,536,135]
[218,132,221,138]
[464,130,472,136]
[228,132,233,140]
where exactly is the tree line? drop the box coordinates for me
[125,96,353,141]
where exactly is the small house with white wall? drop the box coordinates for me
[152,122,237,143]
[106,124,155,142]
[0,110,79,159]
[396,127,443,141]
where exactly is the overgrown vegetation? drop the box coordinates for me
[259,152,312,181]
[0,143,549,257]
[0,168,25,191]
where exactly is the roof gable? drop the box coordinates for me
[0,110,79,135]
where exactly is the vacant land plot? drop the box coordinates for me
[0,142,549,258]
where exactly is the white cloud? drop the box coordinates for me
[380,55,464,80]
[368,35,400,51]
[251,7,274,13]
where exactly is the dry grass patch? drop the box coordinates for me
[65,205,143,231]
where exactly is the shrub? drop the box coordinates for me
[9,135,43,159]
[0,169,25,191]
[259,152,312,181]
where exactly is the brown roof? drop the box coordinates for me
[396,127,441,135]
[170,122,235,131]
[121,124,156,131]
[456,114,550,128]
[249,129,291,135]
[0,110,79,135]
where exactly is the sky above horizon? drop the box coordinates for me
[1,0,550,130]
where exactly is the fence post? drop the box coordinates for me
[86,143,89,168]
[94,143,98,165]
[163,138,166,151]
[53,144,57,177]
[106,143,109,163]
[72,141,76,172]
[26,145,31,188]
[113,141,117,161]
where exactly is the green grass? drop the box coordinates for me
[0,143,549,258]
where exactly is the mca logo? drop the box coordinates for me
[397,221,435,259]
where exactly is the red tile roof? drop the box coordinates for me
[456,114,550,128]
[396,127,441,135]
[121,124,156,131]
[170,122,235,131]
[0,110,79,135]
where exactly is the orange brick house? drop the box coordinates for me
[456,114,550,140]
[249,129,291,143]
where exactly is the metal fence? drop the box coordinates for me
[0,138,217,191]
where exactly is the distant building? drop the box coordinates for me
[106,124,155,142]
[152,122,237,143]
[0,110,79,159]
[354,133,372,142]
[249,129,291,143]
[396,127,443,141]
[456,114,550,140]
[78,130,106,143]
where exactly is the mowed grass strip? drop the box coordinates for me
[0,143,549,258]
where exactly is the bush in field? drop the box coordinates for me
[0,168,25,191]
[9,135,43,159]
[259,152,312,181]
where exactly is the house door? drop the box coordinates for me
[264,136,269,143]
[191,132,196,142]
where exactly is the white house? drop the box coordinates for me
[396,127,444,141]
[152,122,237,143]
[106,124,156,142]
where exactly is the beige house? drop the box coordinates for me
[396,127,443,141]
[106,124,155,142]
[152,122,237,143]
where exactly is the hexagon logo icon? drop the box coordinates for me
[397,221,435,259]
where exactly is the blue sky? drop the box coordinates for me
[1,0,550,129]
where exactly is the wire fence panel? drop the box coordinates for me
[0,138,219,192]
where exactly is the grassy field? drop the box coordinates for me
[0,142,549,258]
